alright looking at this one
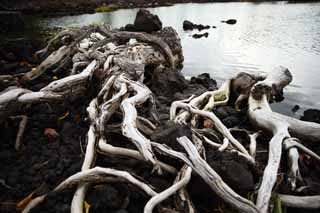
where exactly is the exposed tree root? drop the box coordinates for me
[1,13,320,213]
[144,167,192,213]
[279,194,320,209]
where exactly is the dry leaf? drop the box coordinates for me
[84,200,90,213]
[58,111,69,120]
[16,192,34,211]
[44,128,59,137]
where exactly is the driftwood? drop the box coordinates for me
[1,12,320,213]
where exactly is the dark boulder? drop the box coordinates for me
[183,20,210,31]
[301,109,320,124]
[197,24,210,31]
[0,11,24,32]
[291,104,300,113]
[188,151,254,210]
[222,19,237,25]
[207,151,254,195]
[190,73,217,90]
[133,9,162,33]
[147,66,188,100]
[151,122,192,153]
[192,32,209,39]
[183,20,194,31]
[214,106,246,128]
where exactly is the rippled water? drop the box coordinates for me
[41,2,320,116]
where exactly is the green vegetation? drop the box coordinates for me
[95,4,119,13]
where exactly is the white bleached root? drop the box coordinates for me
[23,167,158,213]
[71,99,98,213]
[279,194,320,209]
[170,101,254,164]
[120,76,161,173]
[11,115,28,151]
[144,167,192,213]
[151,137,259,213]
[3,22,319,213]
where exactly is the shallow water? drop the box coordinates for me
[40,2,320,116]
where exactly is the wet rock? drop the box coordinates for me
[183,20,210,31]
[0,11,24,32]
[222,19,237,25]
[133,9,162,33]
[190,73,217,90]
[183,20,194,30]
[197,24,210,31]
[292,104,300,113]
[192,32,209,39]
[301,109,320,124]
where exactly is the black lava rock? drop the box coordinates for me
[0,11,25,32]
[301,109,320,123]
[148,66,188,100]
[192,32,209,39]
[183,20,194,30]
[183,20,210,31]
[292,105,300,113]
[133,9,162,33]
[222,19,237,25]
[190,73,217,90]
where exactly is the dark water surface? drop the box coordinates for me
[39,2,320,116]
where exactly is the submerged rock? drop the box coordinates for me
[192,32,209,39]
[221,19,237,25]
[292,104,300,113]
[183,20,194,30]
[301,109,320,123]
[214,106,246,128]
[133,9,162,33]
[183,20,210,31]
[190,73,217,90]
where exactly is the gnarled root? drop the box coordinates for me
[279,194,320,209]
[23,167,158,213]
[248,66,320,212]
[3,14,320,213]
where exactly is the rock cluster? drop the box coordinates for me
[183,20,210,31]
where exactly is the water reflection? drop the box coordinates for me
[41,2,320,116]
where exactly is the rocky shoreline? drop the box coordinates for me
[1,0,319,18]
